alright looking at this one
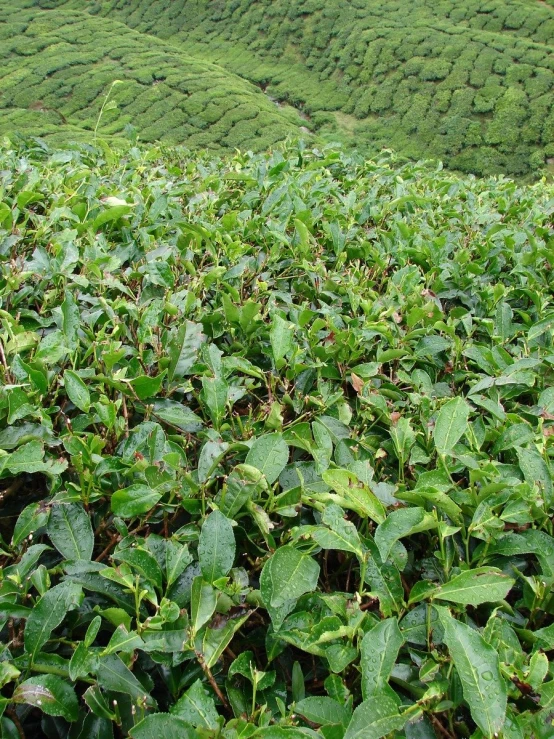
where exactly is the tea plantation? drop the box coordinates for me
[8,0,554,176]
[0,4,306,151]
[2,0,554,737]
[1,136,554,737]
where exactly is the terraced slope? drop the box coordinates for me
[53,0,554,176]
[0,4,306,150]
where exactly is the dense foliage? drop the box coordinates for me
[0,138,554,737]
[0,3,305,151]
[7,0,554,177]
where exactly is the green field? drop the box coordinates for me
[0,3,307,151]
[2,0,554,175]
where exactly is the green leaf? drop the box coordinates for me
[83,685,116,720]
[295,697,350,728]
[24,582,83,662]
[528,313,554,341]
[69,640,98,680]
[198,510,235,583]
[93,204,132,230]
[322,469,386,523]
[309,503,364,557]
[102,625,145,655]
[197,438,230,483]
[129,373,166,400]
[360,617,404,700]
[111,484,162,518]
[270,314,294,365]
[343,696,406,739]
[374,507,437,563]
[167,321,205,380]
[113,547,163,591]
[64,370,91,412]
[262,545,320,609]
[432,567,514,606]
[434,397,470,455]
[130,714,196,739]
[171,678,219,729]
[200,376,229,429]
[516,447,553,506]
[364,537,405,617]
[61,291,80,352]
[12,502,50,547]
[13,675,79,721]
[96,653,155,706]
[165,540,193,588]
[191,577,217,634]
[3,440,64,476]
[259,555,297,631]
[436,606,507,736]
[47,503,94,560]
[215,464,267,519]
[151,399,203,432]
[491,423,534,454]
[245,433,289,484]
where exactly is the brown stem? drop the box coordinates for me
[95,533,120,562]
[195,650,229,709]
[0,478,24,504]
[429,714,456,739]
[0,340,13,383]
[6,709,25,739]
[122,395,129,438]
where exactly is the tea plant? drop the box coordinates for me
[37,0,554,177]
[0,138,553,737]
[0,3,306,151]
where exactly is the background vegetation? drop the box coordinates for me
[0,3,306,151]
[0,138,553,737]
[3,0,554,176]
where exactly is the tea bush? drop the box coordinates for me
[0,4,307,151]
[0,138,553,737]
[38,0,554,176]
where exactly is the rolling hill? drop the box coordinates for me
[2,0,554,174]
[0,3,307,151]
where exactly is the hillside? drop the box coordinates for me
[0,3,306,150]
[0,136,554,738]
[6,0,554,176]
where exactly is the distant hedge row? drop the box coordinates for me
[50,0,554,176]
[0,3,306,151]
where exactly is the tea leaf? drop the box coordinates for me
[437,606,507,735]
[433,568,514,606]
[344,696,406,739]
[13,675,79,721]
[360,617,404,700]
[25,582,83,662]
[434,398,470,455]
[198,510,235,583]
[245,433,289,484]
[47,503,94,561]
[262,546,320,610]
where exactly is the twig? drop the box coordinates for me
[94,516,113,537]
[121,395,129,438]
[0,339,13,383]
[429,714,456,739]
[345,558,353,592]
[95,533,120,562]
[6,709,25,739]
[0,479,24,504]
[195,650,229,709]
[224,646,237,660]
